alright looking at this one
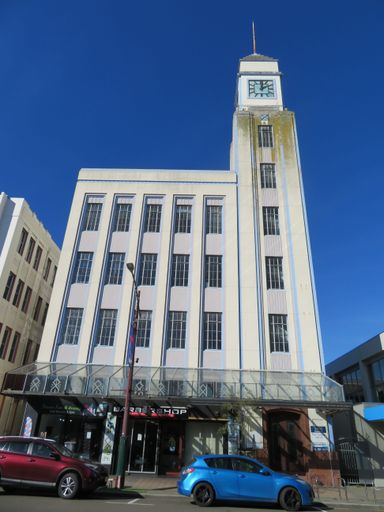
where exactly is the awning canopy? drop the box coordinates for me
[1,362,348,410]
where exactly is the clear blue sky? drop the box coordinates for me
[1,0,383,364]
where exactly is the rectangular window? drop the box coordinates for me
[266,257,284,289]
[136,311,152,348]
[83,202,102,231]
[171,255,189,287]
[206,205,222,234]
[33,296,43,322]
[263,207,280,235]
[167,311,187,349]
[21,286,32,314]
[0,327,12,359]
[8,332,20,363]
[258,125,273,147]
[33,246,42,271]
[43,257,52,281]
[12,279,25,307]
[260,163,276,188]
[51,265,57,287]
[17,228,28,256]
[3,272,16,301]
[72,252,93,284]
[205,255,222,288]
[113,203,132,232]
[25,237,36,263]
[61,308,83,345]
[96,309,117,346]
[204,312,222,350]
[175,205,192,233]
[105,253,125,285]
[22,339,33,365]
[269,314,289,352]
[139,254,157,286]
[33,343,39,361]
[41,302,49,326]
[144,204,162,232]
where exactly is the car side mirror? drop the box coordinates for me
[259,469,271,476]
[49,452,60,460]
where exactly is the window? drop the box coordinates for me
[139,254,157,285]
[17,228,28,256]
[96,309,117,346]
[41,302,49,326]
[22,339,33,365]
[266,257,284,289]
[3,272,16,301]
[167,311,187,349]
[260,163,276,188]
[5,441,29,454]
[175,205,192,233]
[136,311,152,348]
[72,252,93,284]
[51,265,57,286]
[8,332,20,363]
[171,255,189,287]
[32,442,55,458]
[12,279,25,307]
[338,365,364,403]
[144,204,162,232]
[205,255,222,287]
[263,207,280,235]
[205,457,232,470]
[83,202,102,231]
[33,246,43,271]
[25,237,36,263]
[0,327,11,359]
[204,312,222,350]
[33,296,43,322]
[258,125,273,147]
[269,314,289,352]
[61,308,83,345]
[43,257,52,281]
[206,205,222,234]
[113,203,132,232]
[33,343,39,361]
[232,458,262,473]
[21,286,32,314]
[105,253,125,285]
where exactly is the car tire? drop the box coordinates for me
[57,472,80,499]
[279,486,302,511]
[192,482,215,507]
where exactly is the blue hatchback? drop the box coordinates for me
[177,454,314,511]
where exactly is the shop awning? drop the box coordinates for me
[1,362,348,410]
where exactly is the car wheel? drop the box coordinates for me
[279,486,302,511]
[193,482,215,507]
[57,472,80,499]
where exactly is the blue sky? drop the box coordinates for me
[1,0,383,364]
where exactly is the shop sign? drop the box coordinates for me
[310,425,330,451]
[113,405,188,419]
[101,413,116,465]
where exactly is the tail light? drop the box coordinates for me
[182,467,195,475]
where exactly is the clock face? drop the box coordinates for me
[248,80,275,98]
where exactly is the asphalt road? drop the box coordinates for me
[0,489,381,512]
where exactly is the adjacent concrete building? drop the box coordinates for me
[2,51,345,482]
[0,193,60,433]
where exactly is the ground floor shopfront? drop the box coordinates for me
[1,363,349,484]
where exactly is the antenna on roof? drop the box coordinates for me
[252,21,256,54]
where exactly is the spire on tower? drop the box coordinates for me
[252,21,256,54]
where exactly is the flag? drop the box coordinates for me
[127,323,135,366]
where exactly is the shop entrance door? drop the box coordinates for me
[128,421,159,473]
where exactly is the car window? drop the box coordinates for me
[205,457,232,470]
[0,441,8,451]
[32,442,56,458]
[7,441,29,455]
[232,458,262,473]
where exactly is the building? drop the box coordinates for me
[2,50,346,483]
[0,193,60,434]
[327,332,384,485]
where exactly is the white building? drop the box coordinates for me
[2,51,345,483]
[0,193,60,434]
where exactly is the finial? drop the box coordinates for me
[252,21,256,54]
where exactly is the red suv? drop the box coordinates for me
[0,436,108,499]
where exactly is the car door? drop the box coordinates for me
[204,457,239,498]
[232,457,275,501]
[0,440,30,482]
[21,441,62,485]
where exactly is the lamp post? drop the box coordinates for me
[116,262,140,489]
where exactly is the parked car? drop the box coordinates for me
[0,436,108,499]
[177,454,314,511]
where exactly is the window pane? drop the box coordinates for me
[260,164,276,188]
[21,286,32,314]
[12,279,25,307]
[171,255,189,287]
[167,311,187,349]
[145,204,162,232]
[263,207,280,235]
[136,311,152,348]
[266,257,284,289]
[17,229,28,256]
[258,125,273,148]
[114,203,132,232]
[205,255,222,287]
[105,253,125,285]
[61,308,83,345]
[96,309,117,346]
[3,272,16,301]
[204,312,222,350]
[83,203,102,231]
[269,314,289,352]
[73,252,93,284]
[175,205,192,233]
[33,246,43,271]
[139,254,157,285]
[25,237,36,263]
[206,206,222,234]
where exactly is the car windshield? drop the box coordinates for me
[52,442,81,458]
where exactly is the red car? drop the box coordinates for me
[0,436,108,499]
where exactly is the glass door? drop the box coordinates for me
[128,420,159,473]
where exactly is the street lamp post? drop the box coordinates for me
[116,262,140,489]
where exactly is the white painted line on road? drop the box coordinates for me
[104,500,154,506]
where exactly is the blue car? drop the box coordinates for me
[177,454,314,511]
